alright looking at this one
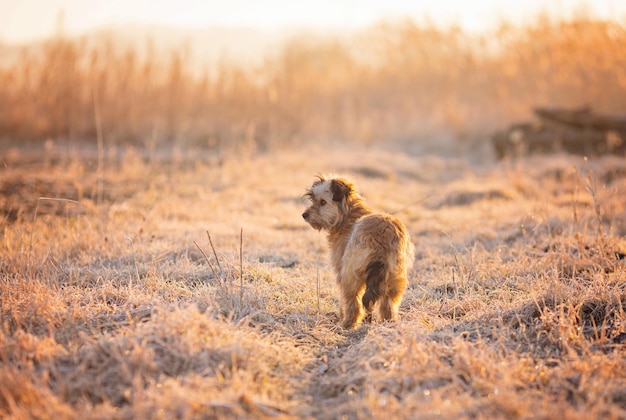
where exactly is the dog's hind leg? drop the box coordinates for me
[340,296,363,329]
[362,260,386,322]
[339,274,366,329]
[378,273,407,322]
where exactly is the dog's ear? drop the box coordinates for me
[330,178,352,202]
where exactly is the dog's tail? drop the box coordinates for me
[362,260,387,313]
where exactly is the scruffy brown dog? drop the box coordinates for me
[302,175,414,329]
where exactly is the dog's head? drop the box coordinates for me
[302,175,353,231]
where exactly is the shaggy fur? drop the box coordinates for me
[302,175,415,329]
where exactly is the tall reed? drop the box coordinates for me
[0,15,624,149]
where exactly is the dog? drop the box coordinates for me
[302,175,414,329]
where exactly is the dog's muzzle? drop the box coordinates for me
[302,212,310,220]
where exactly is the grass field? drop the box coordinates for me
[2,16,625,148]
[1,143,625,418]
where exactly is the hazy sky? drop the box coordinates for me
[1,0,624,43]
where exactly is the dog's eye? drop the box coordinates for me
[320,199,327,206]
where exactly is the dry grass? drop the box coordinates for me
[1,144,625,419]
[0,15,625,149]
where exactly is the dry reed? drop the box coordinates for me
[0,15,624,149]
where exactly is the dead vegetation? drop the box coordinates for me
[1,15,625,150]
[1,145,625,419]
[1,12,626,419]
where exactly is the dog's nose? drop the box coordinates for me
[302,212,309,220]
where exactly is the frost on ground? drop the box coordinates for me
[1,145,626,419]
